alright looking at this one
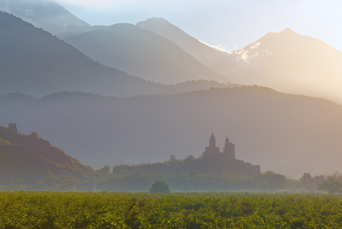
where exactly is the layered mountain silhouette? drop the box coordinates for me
[64,23,228,84]
[0,11,155,97]
[0,0,89,34]
[0,1,230,84]
[0,12,233,97]
[0,126,93,185]
[1,88,342,177]
[5,2,342,103]
[2,0,342,180]
[137,18,342,104]
[233,28,342,103]
[136,17,238,78]
[1,1,230,84]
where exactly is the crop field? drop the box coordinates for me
[0,192,342,228]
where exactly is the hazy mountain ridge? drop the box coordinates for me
[0,12,234,97]
[0,11,156,97]
[1,2,232,85]
[64,23,229,84]
[5,2,342,104]
[234,28,342,103]
[137,18,342,104]
[136,17,238,77]
[0,0,89,34]
[1,87,342,177]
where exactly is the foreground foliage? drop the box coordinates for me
[1,192,342,229]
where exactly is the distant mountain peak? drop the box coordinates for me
[136,17,174,28]
[0,0,89,29]
[279,28,297,35]
[147,17,167,21]
[138,17,169,23]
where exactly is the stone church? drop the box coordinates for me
[202,133,260,176]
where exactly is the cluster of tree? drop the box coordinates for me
[285,172,342,194]
[113,155,204,175]
[104,170,287,192]
[113,154,258,178]
[0,168,287,192]
[300,173,325,190]
[4,165,342,194]
[0,179,27,191]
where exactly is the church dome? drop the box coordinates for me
[210,133,216,141]
[225,137,229,142]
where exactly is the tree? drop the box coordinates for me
[149,180,171,193]
[300,173,313,189]
[256,171,287,190]
[30,131,39,138]
[38,174,60,191]
[99,165,111,173]
[59,176,76,191]
[170,154,177,162]
[319,177,342,194]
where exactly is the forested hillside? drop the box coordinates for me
[1,86,342,177]
[0,126,93,187]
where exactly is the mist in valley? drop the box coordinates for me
[1,0,342,189]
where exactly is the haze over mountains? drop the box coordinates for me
[1,0,231,85]
[236,29,342,103]
[0,12,233,97]
[0,0,89,34]
[1,87,342,177]
[136,17,238,79]
[64,23,227,84]
[137,18,342,104]
[0,11,153,97]
[1,0,342,178]
[3,1,342,103]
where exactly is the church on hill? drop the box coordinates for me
[202,133,260,176]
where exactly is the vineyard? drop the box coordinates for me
[1,192,342,228]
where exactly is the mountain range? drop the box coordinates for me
[0,11,233,97]
[1,0,342,179]
[2,1,342,104]
[136,17,238,79]
[1,88,342,177]
[235,29,342,103]
[137,18,342,104]
[64,23,228,84]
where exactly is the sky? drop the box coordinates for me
[56,0,342,52]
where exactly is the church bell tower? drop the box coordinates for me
[223,137,235,159]
[209,133,216,148]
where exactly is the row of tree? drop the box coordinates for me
[2,169,342,193]
[2,153,342,193]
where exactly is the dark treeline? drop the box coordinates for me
[2,154,341,194]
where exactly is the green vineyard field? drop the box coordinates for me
[1,192,342,228]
